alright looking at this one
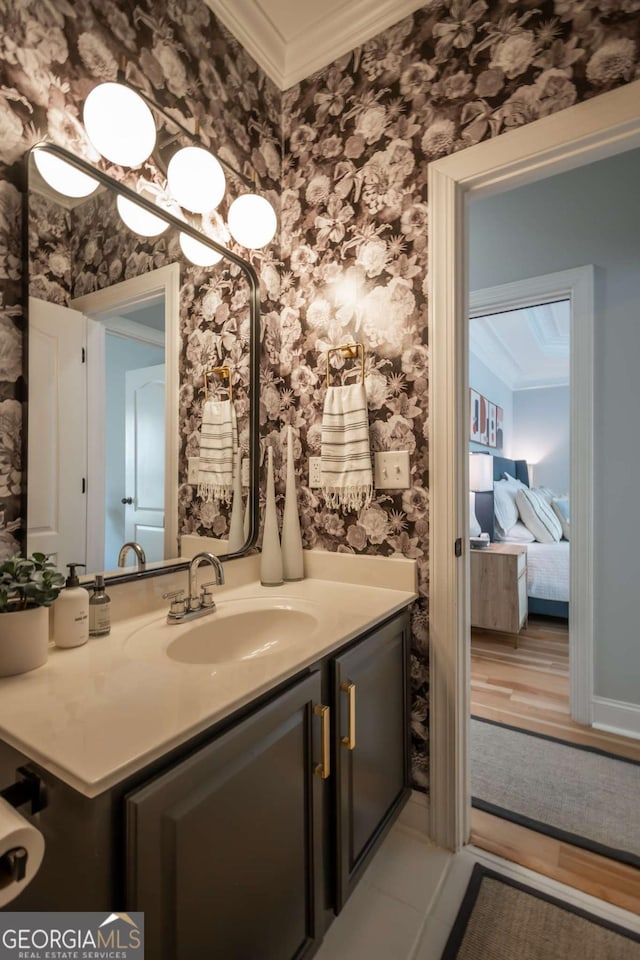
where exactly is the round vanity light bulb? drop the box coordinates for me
[33,149,99,199]
[83,82,156,167]
[167,147,226,214]
[116,195,169,238]
[227,194,277,249]
[179,232,224,267]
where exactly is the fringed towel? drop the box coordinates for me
[321,383,373,512]
[197,398,238,504]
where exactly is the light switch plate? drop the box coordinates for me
[374,451,411,489]
[188,457,200,484]
[241,457,249,487]
[309,457,322,488]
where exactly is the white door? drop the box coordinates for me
[27,298,87,574]
[124,364,165,563]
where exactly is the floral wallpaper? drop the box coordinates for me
[276,1,640,789]
[0,0,280,559]
[2,0,640,792]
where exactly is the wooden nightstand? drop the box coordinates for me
[470,543,528,640]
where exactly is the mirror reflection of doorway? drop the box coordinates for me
[102,299,165,570]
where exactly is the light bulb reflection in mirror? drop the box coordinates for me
[84,83,156,167]
[179,232,224,267]
[116,195,169,238]
[168,147,226,214]
[33,149,99,199]
[227,194,277,249]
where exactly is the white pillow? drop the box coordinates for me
[534,485,557,504]
[516,487,563,543]
[551,497,570,540]
[495,520,535,544]
[503,471,526,488]
[493,479,519,535]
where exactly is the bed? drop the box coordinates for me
[474,454,569,619]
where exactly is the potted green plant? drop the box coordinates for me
[0,553,65,676]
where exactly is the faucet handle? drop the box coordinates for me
[162,589,185,601]
[200,582,218,608]
[163,589,187,618]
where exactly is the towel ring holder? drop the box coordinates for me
[326,342,365,388]
[204,365,233,401]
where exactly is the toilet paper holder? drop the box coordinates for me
[0,766,47,815]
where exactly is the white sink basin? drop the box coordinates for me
[127,597,321,666]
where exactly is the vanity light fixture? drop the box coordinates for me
[227,194,277,250]
[167,146,226,215]
[116,195,169,238]
[179,232,224,267]
[83,82,157,167]
[79,73,276,255]
[33,149,99,199]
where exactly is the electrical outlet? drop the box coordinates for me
[374,451,410,489]
[309,457,322,488]
[188,457,200,484]
[241,457,249,487]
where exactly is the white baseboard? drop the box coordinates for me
[592,696,640,740]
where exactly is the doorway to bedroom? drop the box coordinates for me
[465,150,640,910]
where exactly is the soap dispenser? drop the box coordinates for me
[89,575,111,638]
[53,563,89,648]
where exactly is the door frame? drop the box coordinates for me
[469,266,594,727]
[72,263,180,570]
[428,80,640,851]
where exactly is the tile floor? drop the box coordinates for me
[315,791,640,960]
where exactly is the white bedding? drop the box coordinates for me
[525,541,569,602]
[498,537,570,601]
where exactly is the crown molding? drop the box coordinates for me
[204,0,428,90]
[203,0,286,88]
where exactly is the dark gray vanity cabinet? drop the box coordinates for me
[126,670,325,960]
[333,614,410,909]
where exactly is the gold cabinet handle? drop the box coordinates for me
[314,704,330,779]
[340,681,356,750]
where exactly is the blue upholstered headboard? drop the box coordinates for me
[474,455,529,540]
[491,456,529,487]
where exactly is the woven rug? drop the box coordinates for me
[471,716,640,868]
[441,864,640,959]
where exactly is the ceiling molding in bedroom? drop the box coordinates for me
[470,301,570,391]
[203,0,429,89]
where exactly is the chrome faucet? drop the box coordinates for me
[118,541,146,568]
[163,551,224,624]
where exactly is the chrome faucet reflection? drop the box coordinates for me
[163,551,225,624]
[117,542,147,569]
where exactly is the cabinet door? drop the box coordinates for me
[333,614,410,909]
[126,671,325,960]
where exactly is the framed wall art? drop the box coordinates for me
[470,389,482,443]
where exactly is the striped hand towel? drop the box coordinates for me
[321,383,373,512]
[197,398,238,504]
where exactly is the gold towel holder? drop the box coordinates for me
[326,342,365,387]
[204,365,233,401]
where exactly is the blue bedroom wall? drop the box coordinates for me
[468,147,640,718]
[512,386,570,493]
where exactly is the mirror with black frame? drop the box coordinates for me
[26,143,259,581]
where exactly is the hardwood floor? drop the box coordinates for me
[471,617,640,761]
[470,616,640,913]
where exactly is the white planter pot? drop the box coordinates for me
[0,606,49,677]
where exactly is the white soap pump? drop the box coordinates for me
[52,563,89,648]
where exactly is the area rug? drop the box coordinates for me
[470,716,640,868]
[441,863,640,960]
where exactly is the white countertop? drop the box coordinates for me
[0,557,415,798]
